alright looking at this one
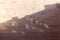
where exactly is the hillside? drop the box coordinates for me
[0,3,60,40]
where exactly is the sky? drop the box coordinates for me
[0,0,60,23]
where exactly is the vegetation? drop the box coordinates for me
[0,3,60,40]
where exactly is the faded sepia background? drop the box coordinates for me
[0,0,60,23]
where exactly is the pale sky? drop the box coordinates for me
[0,0,60,23]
